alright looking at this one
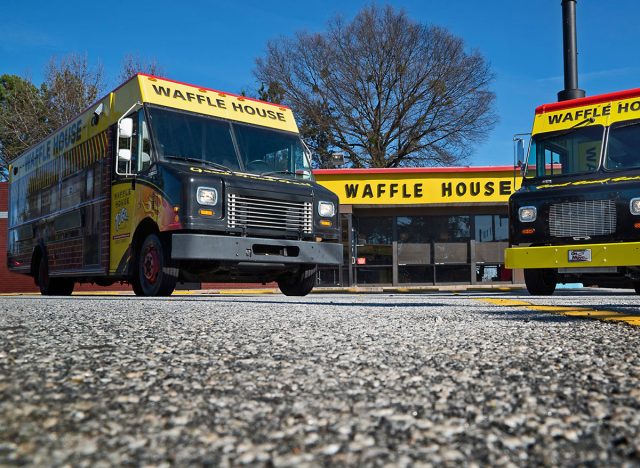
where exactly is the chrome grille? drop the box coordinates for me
[227,193,313,233]
[549,200,616,237]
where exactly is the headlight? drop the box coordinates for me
[197,187,218,206]
[631,198,640,215]
[318,201,336,217]
[518,206,537,222]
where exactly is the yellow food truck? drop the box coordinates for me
[506,88,640,294]
[7,74,342,296]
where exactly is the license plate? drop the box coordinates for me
[568,249,592,263]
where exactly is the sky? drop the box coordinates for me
[2,0,640,167]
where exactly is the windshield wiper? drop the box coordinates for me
[260,170,310,178]
[538,117,598,143]
[260,170,295,177]
[164,156,233,173]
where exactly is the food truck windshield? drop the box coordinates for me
[524,124,603,179]
[147,106,313,180]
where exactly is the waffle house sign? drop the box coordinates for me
[313,167,521,205]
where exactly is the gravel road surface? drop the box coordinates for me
[1,290,640,466]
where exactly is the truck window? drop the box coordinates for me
[138,112,152,172]
[118,110,154,175]
[233,123,312,179]
[117,112,137,175]
[148,107,240,170]
[604,120,640,170]
[525,125,603,178]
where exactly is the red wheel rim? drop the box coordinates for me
[143,244,160,284]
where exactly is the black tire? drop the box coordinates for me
[277,265,317,296]
[36,255,74,296]
[524,268,557,296]
[132,233,177,296]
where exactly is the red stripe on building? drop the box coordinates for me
[313,165,517,175]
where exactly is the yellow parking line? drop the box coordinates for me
[218,289,276,295]
[480,298,533,307]
[477,298,640,327]
[0,293,40,296]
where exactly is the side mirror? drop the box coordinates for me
[119,118,134,139]
[514,137,526,176]
[330,152,345,168]
[91,103,104,126]
[515,139,525,164]
[118,149,132,161]
[520,163,527,177]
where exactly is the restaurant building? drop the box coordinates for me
[313,166,523,287]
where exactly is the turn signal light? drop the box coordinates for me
[319,220,332,227]
[521,228,535,235]
[199,209,214,216]
[634,222,640,229]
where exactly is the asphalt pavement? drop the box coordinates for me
[1,290,640,466]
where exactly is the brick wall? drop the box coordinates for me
[0,182,39,292]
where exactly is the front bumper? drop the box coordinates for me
[505,242,640,269]
[171,233,343,266]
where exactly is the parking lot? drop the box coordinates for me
[2,289,640,465]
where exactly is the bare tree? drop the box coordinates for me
[44,53,106,130]
[119,54,164,82]
[255,5,497,168]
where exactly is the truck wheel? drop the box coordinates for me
[132,233,177,296]
[524,268,556,296]
[277,265,317,296]
[36,255,74,296]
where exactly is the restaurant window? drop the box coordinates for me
[397,216,432,284]
[474,214,511,283]
[474,214,509,242]
[494,215,508,241]
[354,216,392,284]
[433,216,470,283]
[396,215,471,284]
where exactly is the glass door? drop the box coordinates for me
[474,214,511,283]
[354,216,393,284]
[397,216,433,284]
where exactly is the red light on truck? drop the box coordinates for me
[521,228,535,235]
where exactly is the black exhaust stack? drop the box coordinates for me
[557,0,585,101]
